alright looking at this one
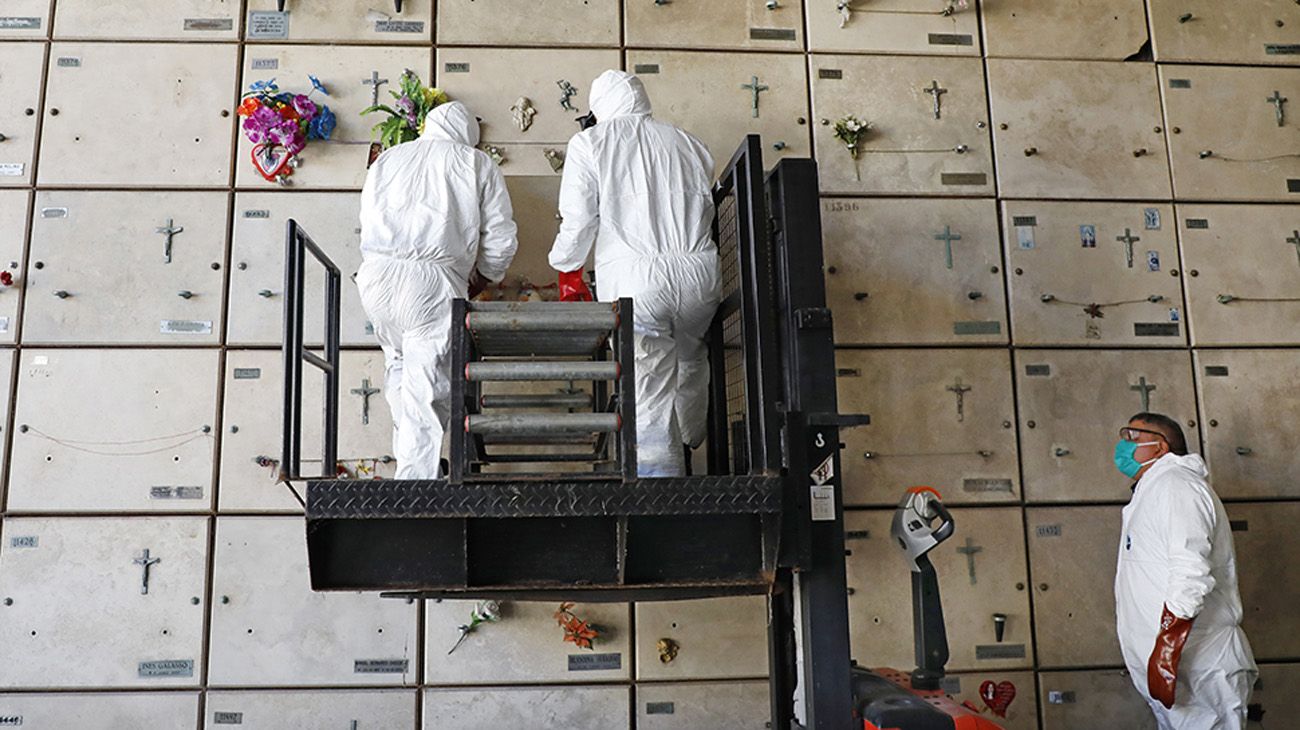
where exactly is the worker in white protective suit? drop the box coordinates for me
[356,101,518,479]
[548,69,721,478]
[1113,412,1257,729]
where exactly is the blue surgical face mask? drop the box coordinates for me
[1114,439,1159,479]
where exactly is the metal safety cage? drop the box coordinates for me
[281,218,342,482]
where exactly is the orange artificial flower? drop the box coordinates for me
[237,97,261,117]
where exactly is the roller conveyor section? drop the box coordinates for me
[450,297,637,480]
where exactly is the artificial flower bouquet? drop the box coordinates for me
[237,75,336,184]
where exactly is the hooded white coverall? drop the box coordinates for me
[357,101,518,479]
[1115,453,1257,729]
[549,70,721,478]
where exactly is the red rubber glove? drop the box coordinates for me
[558,268,593,302]
[1148,604,1194,709]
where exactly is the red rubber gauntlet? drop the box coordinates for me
[558,268,593,302]
[1148,604,1194,709]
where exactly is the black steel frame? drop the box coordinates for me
[293,138,864,728]
[280,218,342,481]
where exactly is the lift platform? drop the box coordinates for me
[283,137,867,728]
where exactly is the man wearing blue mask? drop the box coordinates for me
[1113,413,1256,729]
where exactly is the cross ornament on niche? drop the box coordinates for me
[1130,376,1157,412]
[946,378,972,422]
[363,70,389,107]
[741,76,769,119]
[923,80,947,120]
[1116,228,1140,269]
[934,226,962,270]
[351,378,381,426]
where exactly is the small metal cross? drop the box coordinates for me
[956,537,982,585]
[350,378,381,425]
[1266,90,1288,127]
[934,225,961,270]
[557,80,578,112]
[946,378,972,422]
[1286,230,1300,267]
[155,219,184,264]
[1116,228,1140,269]
[923,80,947,120]
[1130,376,1156,412]
[741,76,769,119]
[363,71,389,107]
[133,549,161,595]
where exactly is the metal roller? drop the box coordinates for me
[467,413,620,436]
[480,392,593,409]
[466,361,619,382]
[466,309,618,333]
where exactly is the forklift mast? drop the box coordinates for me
[282,137,866,729]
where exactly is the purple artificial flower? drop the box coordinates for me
[292,94,317,118]
[243,105,283,144]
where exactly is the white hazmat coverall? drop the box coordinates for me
[356,101,518,479]
[1115,453,1257,729]
[549,70,721,478]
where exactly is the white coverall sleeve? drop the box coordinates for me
[548,133,599,273]
[474,156,518,283]
[1163,482,1218,620]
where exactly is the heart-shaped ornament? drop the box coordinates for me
[979,680,1016,718]
[251,143,292,182]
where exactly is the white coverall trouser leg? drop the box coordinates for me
[1136,668,1255,730]
[623,254,720,478]
[356,257,456,480]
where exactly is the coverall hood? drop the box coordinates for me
[1139,452,1210,486]
[589,70,653,121]
[420,101,481,147]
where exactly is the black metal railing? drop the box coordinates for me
[281,218,342,481]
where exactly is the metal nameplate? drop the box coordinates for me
[810,484,835,521]
[568,653,621,671]
[1230,520,1249,532]
[975,644,1026,660]
[963,478,1013,494]
[354,659,409,674]
[633,64,660,75]
[953,321,1001,336]
[150,486,204,500]
[250,59,278,71]
[213,712,243,725]
[1134,322,1179,337]
[940,172,987,186]
[242,209,271,219]
[9,536,37,549]
[160,320,213,335]
[1011,216,1037,227]
[0,164,24,177]
[1185,218,1210,229]
[1048,690,1076,704]
[750,27,797,41]
[1205,365,1230,377]
[138,659,194,678]
[40,208,68,219]
[0,715,21,727]
[1265,44,1300,55]
[1288,179,1300,193]
[183,18,233,31]
[836,368,861,377]
[645,702,675,716]
[940,676,962,694]
[1168,79,1192,89]
[0,17,40,29]
[818,69,844,80]
[1036,524,1062,538]
[1025,364,1051,376]
[444,62,471,73]
[928,33,973,46]
[233,368,262,380]
[247,11,288,39]
[56,57,81,68]
[845,530,871,541]
[375,20,425,33]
